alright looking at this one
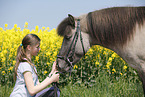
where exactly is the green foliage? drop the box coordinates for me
[58,46,139,88]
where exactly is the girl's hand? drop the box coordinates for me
[50,71,59,82]
[51,61,57,73]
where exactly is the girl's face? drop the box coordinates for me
[30,42,41,56]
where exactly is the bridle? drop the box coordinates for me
[54,19,86,97]
[57,19,86,73]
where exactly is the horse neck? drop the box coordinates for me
[90,37,121,52]
[79,14,120,52]
[79,15,109,51]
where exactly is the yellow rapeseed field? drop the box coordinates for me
[0,22,133,86]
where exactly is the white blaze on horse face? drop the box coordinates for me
[120,21,145,72]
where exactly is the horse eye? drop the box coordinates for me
[64,35,72,40]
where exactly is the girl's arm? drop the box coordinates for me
[24,71,59,96]
[36,61,57,86]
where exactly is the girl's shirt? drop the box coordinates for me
[10,62,38,97]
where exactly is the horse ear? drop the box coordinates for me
[68,14,75,27]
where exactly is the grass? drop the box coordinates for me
[0,85,13,97]
[1,73,143,97]
[60,74,143,97]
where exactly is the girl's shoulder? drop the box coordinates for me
[19,62,30,67]
[19,58,32,67]
[18,62,33,73]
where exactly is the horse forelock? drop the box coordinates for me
[57,17,72,37]
[87,7,145,47]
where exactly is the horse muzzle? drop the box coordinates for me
[56,56,73,73]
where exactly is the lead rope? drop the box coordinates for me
[53,82,58,97]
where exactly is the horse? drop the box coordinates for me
[56,6,145,94]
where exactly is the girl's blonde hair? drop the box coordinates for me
[14,34,41,81]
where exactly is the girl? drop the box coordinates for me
[10,34,60,97]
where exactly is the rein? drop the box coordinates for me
[57,19,86,73]
[54,19,86,97]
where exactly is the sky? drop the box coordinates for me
[0,0,145,30]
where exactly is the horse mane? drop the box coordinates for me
[87,6,145,47]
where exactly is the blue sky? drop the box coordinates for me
[0,0,145,30]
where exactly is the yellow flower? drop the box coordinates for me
[42,27,45,30]
[103,51,107,55]
[2,57,6,62]
[43,70,48,75]
[73,65,78,69]
[35,56,39,62]
[97,54,100,58]
[13,60,16,65]
[111,53,116,58]
[95,61,100,67]
[106,64,110,69]
[112,68,116,72]
[35,25,39,31]
[120,73,123,76]
[123,65,127,70]
[24,22,28,28]
[5,24,8,28]
[3,50,7,54]
[0,27,3,31]
[46,52,51,56]
[17,27,21,30]
[2,71,6,75]
[46,27,50,31]
[53,52,57,57]
[8,66,13,71]
[108,57,113,62]
[106,62,111,66]
[95,61,99,65]
[47,62,50,66]
[25,22,28,26]
[14,24,17,28]
[89,48,93,54]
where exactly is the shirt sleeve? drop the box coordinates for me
[18,62,33,74]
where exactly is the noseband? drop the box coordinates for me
[57,19,86,73]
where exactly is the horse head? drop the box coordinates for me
[56,14,90,73]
